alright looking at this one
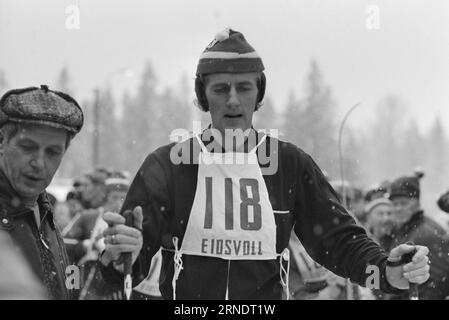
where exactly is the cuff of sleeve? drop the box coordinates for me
[98,260,124,287]
[379,259,407,295]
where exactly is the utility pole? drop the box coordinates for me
[338,102,361,300]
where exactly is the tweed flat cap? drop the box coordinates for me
[0,85,83,134]
[389,175,421,200]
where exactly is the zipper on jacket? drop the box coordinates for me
[225,260,230,300]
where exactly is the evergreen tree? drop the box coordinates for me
[54,68,91,178]
[401,120,425,172]
[97,88,123,170]
[425,117,448,197]
[282,90,304,146]
[362,95,407,183]
[121,61,160,174]
[283,60,338,176]
[55,66,73,95]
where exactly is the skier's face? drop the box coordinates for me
[204,72,259,134]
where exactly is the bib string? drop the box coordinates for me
[279,248,291,300]
[165,241,290,301]
[249,133,267,154]
[171,237,183,300]
[195,135,210,154]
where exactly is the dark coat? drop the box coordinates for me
[102,134,404,299]
[0,169,73,299]
[389,210,449,300]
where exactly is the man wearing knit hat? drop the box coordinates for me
[0,85,84,299]
[386,172,449,299]
[100,29,430,300]
[364,198,394,246]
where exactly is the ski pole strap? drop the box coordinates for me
[279,248,291,300]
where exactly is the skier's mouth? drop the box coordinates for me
[224,114,242,119]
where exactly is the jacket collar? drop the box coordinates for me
[0,168,53,221]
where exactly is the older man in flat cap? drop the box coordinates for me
[0,85,83,299]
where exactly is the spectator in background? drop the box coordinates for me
[66,190,83,219]
[0,85,84,299]
[79,169,109,210]
[72,176,88,203]
[55,190,83,233]
[56,178,86,234]
[81,176,131,263]
[78,177,131,300]
[64,169,110,265]
[364,198,394,251]
[387,172,449,299]
[364,180,391,203]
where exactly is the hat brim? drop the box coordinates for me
[6,117,79,134]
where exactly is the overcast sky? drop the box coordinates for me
[0,0,448,133]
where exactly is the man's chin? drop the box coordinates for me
[15,184,44,201]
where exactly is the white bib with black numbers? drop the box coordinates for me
[180,134,277,260]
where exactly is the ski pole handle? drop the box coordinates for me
[402,242,419,300]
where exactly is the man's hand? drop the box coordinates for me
[100,206,143,269]
[385,244,430,290]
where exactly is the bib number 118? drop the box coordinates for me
[204,177,262,231]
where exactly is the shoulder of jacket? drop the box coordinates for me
[421,216,447,236]
[266,136,312,164]
[140,141,178,166]
[406,220,441,243]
